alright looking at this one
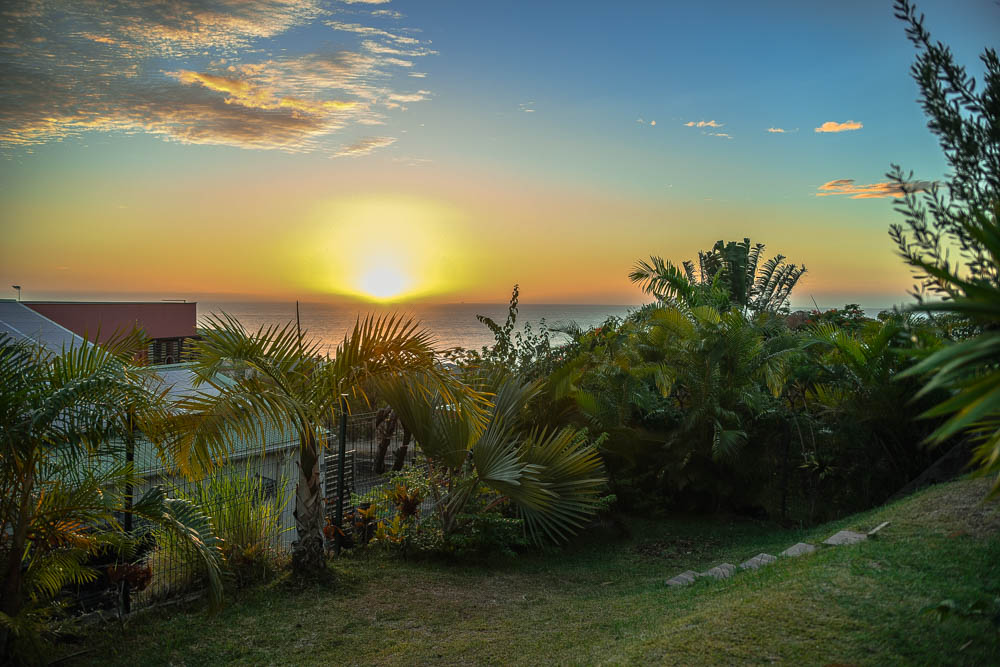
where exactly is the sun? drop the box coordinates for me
[358,260,411,300]
[304,195,471,301]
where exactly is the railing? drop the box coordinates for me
[71,410,421,615]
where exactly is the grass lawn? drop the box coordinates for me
[61,477,1000,665]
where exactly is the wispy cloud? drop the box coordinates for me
[520,101,535,113]
[685,120,723,128]
[372,10,404,19]
[0,1,433,153]
[334,135,396,157]
[327,21,421,45]
[816,178,933,199]
[361,40,436,57]
[815,120,863,133]
[708,132,731,139]
[340,0,392,4]
[392,156,432,167]
[767,127,799,134]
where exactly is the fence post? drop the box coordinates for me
[122,412,134,615]
[334,394,349,555]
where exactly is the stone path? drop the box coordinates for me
[665,522,889,588]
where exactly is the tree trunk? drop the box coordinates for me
[392,424,412,471]
[1,462,35,656]
[291,432,326,576]
[374,408,396,474]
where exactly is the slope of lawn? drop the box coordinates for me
[63,477,1000,665]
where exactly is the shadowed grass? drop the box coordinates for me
[63,477,1000,665]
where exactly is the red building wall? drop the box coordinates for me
[25,302,197,343]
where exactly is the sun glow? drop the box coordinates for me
[358,257,411,300]
[302,195,471,302]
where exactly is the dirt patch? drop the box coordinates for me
[891,477,1000,538]
[632,536,721,562]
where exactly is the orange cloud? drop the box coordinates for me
[814,120,863,133]
[816,178,933,199]
[0,1,429,153]
[767,127,786,133]
[170,69,359,115]
[685,120,722,128]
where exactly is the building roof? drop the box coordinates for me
[0,300,86,353]
[1,300,223,412]
[144,362,227,403]
[24,300,197,342]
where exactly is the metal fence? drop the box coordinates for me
[95,410,420,613]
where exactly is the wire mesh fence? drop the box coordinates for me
[98,409,421,612]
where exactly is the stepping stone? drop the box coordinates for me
[867,521,891,537]
[823,530,867,546]
[700,563,736,580]
[781,542,816,557]
[666,570,699,587]
[739,553,777,570]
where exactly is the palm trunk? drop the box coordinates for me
[374,408,396,474]
[1,460,34,655]
[391,425,412,471]
[291,431,325,575]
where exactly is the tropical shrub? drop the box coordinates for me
[799,304,869,332]
[888,0,1000,496]
[147,457,292,593]
[376,370,607,546]
[545,294,952,521]
[785,314,947,519]
[0,333,223,661]
[453,284,563,381]
[174,313,484,576]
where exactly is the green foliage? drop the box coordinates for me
[888,0,1000,496]
[376,371,607,547]
[790,314,946,518]
[0,334,223,661]
[547,294,953,520]
[923,596,1000,633]
[443,512,528,559]
[630,238,806,316]
[349,465,528,558]
[453,285,562,380]
[155,458,292,592]
[800,304,869,332]
[175,312,486,575]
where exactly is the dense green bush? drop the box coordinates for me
[348,465,530,559]
[510,295,952,522]
[146,458,291,599]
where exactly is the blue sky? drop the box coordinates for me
[1,1,997,306]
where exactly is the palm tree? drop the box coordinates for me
[804,315,943,500]
[376,370,607,544]
[0,333,223,659]
[553,304,794,509]
[172,313,484,575]
[645,305,794,460]
[630,238,806,316]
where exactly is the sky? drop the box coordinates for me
[1,0,997,309]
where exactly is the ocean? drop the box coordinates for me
[197,302,895,355]
[198,302,638,355]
